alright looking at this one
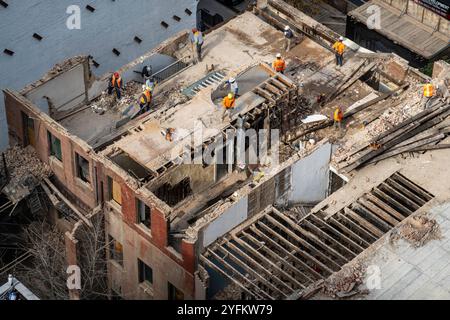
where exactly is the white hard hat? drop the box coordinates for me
[339,36,344,41]
[229,77,236,83]
[142,85,146,91]
[284,25,290,31]
[276,53,282,58]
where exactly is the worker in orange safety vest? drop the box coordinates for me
[333,106,344,131]
[272,53,286,74]
[108,72,123,99]
[422,79,436,109]
[332,36,346,67]
[222,93,236,120]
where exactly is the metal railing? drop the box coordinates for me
[152,56,190,84]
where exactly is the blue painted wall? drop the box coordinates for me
[0,0,198,150]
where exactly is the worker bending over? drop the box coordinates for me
[284,25,294,52]
[190,28,204,63]
[226,77,239,96]
[108,72,123,99]
[421,79,437,109]
[273,53,286,74]
[222,93,236,121]
[138,87,153,115]
[333,106,344,131]
[332,36,346,67]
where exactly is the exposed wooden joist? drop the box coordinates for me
[359,197,400,226]
[352,202,393,231]
[385,179,427,207]
[343,207,384,238]
[391,173,433,201]
[328,216,371,247]
[336,212,378,242]
[373,187,413,216]
[379,183,420,211]
[364,193,407,221]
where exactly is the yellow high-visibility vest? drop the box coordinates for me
[424,84,434,97]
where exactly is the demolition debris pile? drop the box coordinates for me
[322,262,367,299]
[390,214,441,248]
[3,146,51,183]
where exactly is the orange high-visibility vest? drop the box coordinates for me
[273,59,286,72]
[423,84,434,98]
[223,96,236,109]
[332,41,345,55]
[140,90,152,105]
[334,108,343,122]
[112,75,122,88]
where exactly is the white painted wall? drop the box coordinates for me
[289,142,332,204]
[202,196,248,248]
[0,0,198,150]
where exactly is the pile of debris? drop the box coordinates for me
[214,283,243,300]
[335,100,450,172]
[390,214,441,248]
[90,81,142,114]
[3,146,51,183]
[321,262,367,299]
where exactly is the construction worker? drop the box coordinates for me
[138,86,152,115]
[421,79,436,109]
[272,53,286,74]
[190,28,204,63]
[284,25,294,52]
[108,72,123,99]
[222,93,236,120]
[142,65,152,81]
[332,36,346,67]
[226,77,239,96]
[333,106,344,131]
[145,77,156,92]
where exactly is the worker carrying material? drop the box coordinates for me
[421,79,436,109]
[333,106,344,131]
[222,93,236,120]
[226,77,239,96]
[284,25,294,52]
[138,87,152,115]
[108,72,123,99]
[332,36,346,67]
[272,54,286,74]
[190,28,204,63]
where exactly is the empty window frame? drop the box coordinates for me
[138,259,153,284]
[136,199,151,230]
[76,153,90,183]
[168,282,184,300]
[47,131,62,161]
[108,176,122,206]
[109,235,123,265]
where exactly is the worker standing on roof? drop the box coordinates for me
[142,65,152,81]
[226,77,239,96]
[138,86,152,115]
[284,25,294,52]
[421,79,437,109]
[222,93,236,121]
[145,77,156,92]
[333,106,344,132]
[190,28,204,64]
[108,72,123,99]
[332,36,346,67]
[272,53,286,74]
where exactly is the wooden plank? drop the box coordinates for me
[200,255,266,300]
[352,202,393,231]
[308,214,365,252]
[232,234,306,290]
[258,220,335,275]
[392,173,434,201]
[242,231,311,286]
[270,209,349,264]
[344,207,384,238]
[378,183,420,211]
[365,193,406,221]
[372,188,413,216]
[226,239,296,293]
[269,78,288,90]
[263,214,341,270]
[358,197,400,226]
[385,179,427,207]
[302,219,358,258]
[327,216,371,248]
[215,245,285,298]
[336,212,378,242]
[250,224,322,282]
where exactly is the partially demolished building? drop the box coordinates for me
[2,0,450,300]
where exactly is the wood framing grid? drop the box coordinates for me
[201,172,434,299]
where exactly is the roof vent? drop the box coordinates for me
[86,5,95,12]
[3,49,14,56]
[0,1,8,8]
[33,33,43,41]
[112,48,120,56]
[161,21,169,28]
[185,8,192,16]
